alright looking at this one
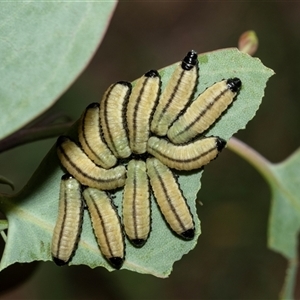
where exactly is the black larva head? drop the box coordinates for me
[145,69,159,78]
[180,228,195,240]
[116,81,132,89]
[109,257,124,270]
[216,137,227,152]
[86,102,100,109]
[56,135,69,146]
[181,50,198,71]
[227,78,242,93]
[61,173,74,181]
[52,256,68,267]
[131,238,146,248]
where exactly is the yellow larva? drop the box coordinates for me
[167,78,242,144]
[126,70,161,154]
[100,81,132,159]
[56,136,126,190]
[123,159,150,247]
[150,50,199,136]
[146,157,194,240]
[147,136,226,171]
[83,187,125,269]
[51,174,84,266]
[78,102,117,169]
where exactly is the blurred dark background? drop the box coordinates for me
[0,1,300,299]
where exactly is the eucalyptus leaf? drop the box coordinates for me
[268,149,300,298]
[0,1,117,140]
[0,48,274,277]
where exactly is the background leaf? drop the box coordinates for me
[0,48,274,277]
[0,1,117,140]
[268,149,300,298]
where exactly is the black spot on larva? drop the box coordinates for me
[180,228,195,240]
[181,50,198,71]
[145,70,159,78]
[109,257,124,270]
[227,78,242,93]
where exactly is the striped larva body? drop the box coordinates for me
[51,174,84,266]
[56,136,126,190]
[126,70,161,154]
[123,159,150,247]
[167,78,242,144]
[83,187,125,269]
[146,157,194,240]
[100,81,132,158]
[78,102,117,169]
[150,50,199,136]
[147,136,226,171]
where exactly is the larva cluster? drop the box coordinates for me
[51,50,242,269]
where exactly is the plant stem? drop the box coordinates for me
[227,137,276,185]
[0,122,73,153]
[0,230,7,243]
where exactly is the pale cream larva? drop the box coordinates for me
[146,157,194,240]
[56,136,126,190]
[126,70,161,154]
[123,159,150,247]
[78,102,117,169]
[167,78,242,144]
[100,81,132,159]
[51,174,84,266]
[147,136,226,171]
[150,50,199,136]
[83,187,125,269]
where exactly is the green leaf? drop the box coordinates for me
[268,149,300,299]
[0,1,117,140]
[0,48,274,277]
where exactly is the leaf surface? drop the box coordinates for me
[0,48,274,277]
[268,149,300,298]
[0,1,117,140]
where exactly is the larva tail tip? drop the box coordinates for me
[52,256,68,266]
[131,238,147,248]
[145,69,159,78]
[109,257,124,270]
[181,50,198,71]
[227,78,242,93]
[180,228,195,240]
[216,137,227,152]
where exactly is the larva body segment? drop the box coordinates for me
[83,187,125,269]
[146,157,194,240]
[147,136,226,171]
[51,174,84,266]
[127,70,161,154]
[150,50,199,136]
[123,159,151,247]
[56,136,126,190]
[167,78,242,144]
[78,102,117,169]
[100,81,132,158]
